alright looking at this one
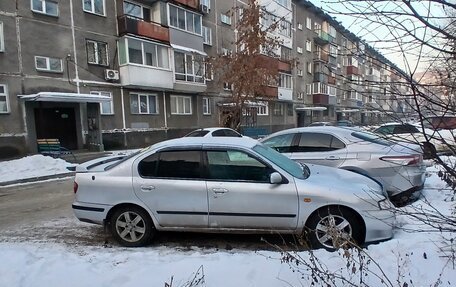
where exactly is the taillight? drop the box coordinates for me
[73,181,78,194]
[380,154,422,166]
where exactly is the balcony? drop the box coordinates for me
[313,72,326,83]
[261,86,278,98]
[118,15,169,43]
[346,65,359,75]
[314,31,330,45]
[120,65,174,89]
[314,51,329,62]
[173,0,199,10]
[278,60,292,72]
[328,75,336,85]
[328,56,337,67]
[313,94,329,105]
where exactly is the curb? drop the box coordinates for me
[0,172,76,187]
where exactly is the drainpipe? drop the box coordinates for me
[120,87,127,147]
[163,91,168,130]
[69,0,80,93]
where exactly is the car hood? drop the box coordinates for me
[303,164,385,197]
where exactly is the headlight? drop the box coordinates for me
[378,198,393,210]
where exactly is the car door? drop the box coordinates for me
[289,132,347,168]
[132,149,208,228]
[204,148,299,230]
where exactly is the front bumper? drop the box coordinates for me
[363,209,395,243]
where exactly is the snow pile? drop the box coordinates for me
[0,155,74,183]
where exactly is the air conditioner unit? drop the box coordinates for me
[200,4,209,14]
[104,69,119,81]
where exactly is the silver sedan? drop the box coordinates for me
[73,137,394,249]
[260,126,426,203]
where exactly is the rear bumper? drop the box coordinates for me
[371,165,426,197]
[72,202,111,225]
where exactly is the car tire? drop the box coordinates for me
[110,206,155,247]
[422,142,436,159]
[304,206,363,251]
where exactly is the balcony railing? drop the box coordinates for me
[261,86,278,98]
[313,94,329,105]
[173,0,199,10]
[314,30,330,45]
[278,60,292,72]
[314,51,329,62]
[118,15,169,43]
[346,65,359,75]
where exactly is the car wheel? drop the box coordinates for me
[422,142,436,159]
[110,206,155,247]
[304,207,363,250]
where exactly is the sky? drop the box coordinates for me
[1,154,456,286]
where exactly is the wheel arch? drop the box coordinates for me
[105,202,156,228]
[304,204,367,244]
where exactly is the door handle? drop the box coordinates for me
[212,188,228,194]
[325,156,340,160]
[140,185,155,192]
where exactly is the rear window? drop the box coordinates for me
[351,131,393,146]
[185,130,209,137]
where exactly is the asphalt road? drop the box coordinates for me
[0,178,306,251]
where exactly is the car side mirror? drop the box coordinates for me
[270,172,283,184]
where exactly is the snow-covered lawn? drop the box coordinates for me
[0,156,455,286]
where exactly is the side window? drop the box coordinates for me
[206,150,272,182]
[376,126,393,135]
[261,133,295,153]
[145,150,201,179]
[212,129,242,137]
[223,130,242,137]
[297,133,332,152]
[394,125,419,134]
[330,136,346,149]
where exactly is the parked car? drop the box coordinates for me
[373,122,455,156]
[260,126,426,203]
[308,122,334,127]
[184,127,243,138]
[73,137,394,250]
[336,120,354,127]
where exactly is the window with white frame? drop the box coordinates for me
[275,0,291,9]
[306,84,312,95]
[0,85,9,113]
[171,95,192,115]
[306,17,311,29]
[279,73,292,89]
[83,0,105,16]
[329,45,337,57]
[120,38,169,68]
[130,93,158,114]
[297,46,303,54]
[307,62,312,74]
[314,22,321,34]
[202,97,211,115]
[202,26,212,45]
[279,20,291,37]
[200,0,210,9]
[258,102,269,116]
[312,82,328,94]
[0,22,4,52]
[91,91,113,115]
[223,82,232,90]
[31,0,58,16]
[220,13,231,25]
[306,40,312,52]
[35,56,62,72]
[123,1,143,18]
[328,86,337,96]
[87,40,108,66]
[169,4,202,35]
[174,51,204,83]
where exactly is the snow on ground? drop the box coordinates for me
[1,156,455,286]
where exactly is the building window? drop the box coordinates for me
[223,82,232,90]
[329,44,338,57]
[220,13,231,25]
[202,97,211,115]
[91,91,113,115]
[120,38,170,69]
[86,40,108,66]
[0,85,9,113]
[306,40,312,52]
[130,93,158,114]
[307,62,312,74]
[279,20,291,37]
[275,0,291,9]
[279,73,292,89]
[201,0,210,9]
[329,86,337,96]
[0,22,4,52]
[174,51,204,83]
[35,56,62,72]
[31,0,58,16]
[258,102,269,116]
[169,4,202,35]
[306,84,312,95]
[287,103,293,116]
[273,102,284,116]
[83,0,105,16]
[306,17,311,29]
[202,26,212,45]
[297,46,303,54]
[123,1,143,18]
[171,95,192,115]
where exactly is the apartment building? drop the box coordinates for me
[0,0,402,159]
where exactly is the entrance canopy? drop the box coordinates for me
[295,106,327,111]
[18,92,111,103]
[336,109,359,113]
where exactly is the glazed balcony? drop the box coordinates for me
[261,85,279,98]
[278,60,292,72]
[313,94,329,105]
[314,50,329,62]
[173,0,199,10]
[118,15,169,43]
[314,30,330,45]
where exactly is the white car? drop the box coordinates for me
[373,122,455,156]
[184,127,243,138]
[73,137,394,250]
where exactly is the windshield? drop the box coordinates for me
[351,131,393,146]
[253,144,309,179]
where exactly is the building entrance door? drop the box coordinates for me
[34,108,78,150]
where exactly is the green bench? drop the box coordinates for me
[37,138,75,160]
